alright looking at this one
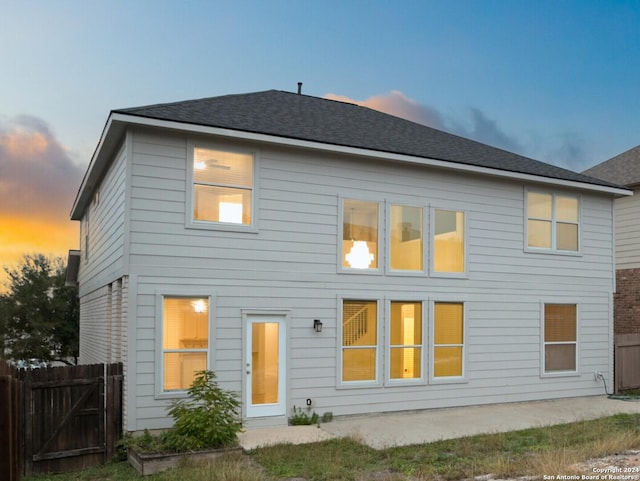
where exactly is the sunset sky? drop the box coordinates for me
[1,0,639,288]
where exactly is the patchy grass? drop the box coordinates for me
[254,414,640,480]
[23,453,264,481]
[24,414,640,481]
[252,436,384,480]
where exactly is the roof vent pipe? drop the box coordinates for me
[297,82,302,95]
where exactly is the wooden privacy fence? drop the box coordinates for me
[615,333,640,393]
[0,361,123,481]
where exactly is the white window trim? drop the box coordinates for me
[338,197,383,275]
[386,202,428,276]
[385,298,427,386]
[429,299,468,384]
[337,296,382,388]
[540,301,580,378]
[524,188,581,256]
[185,139,259,233]
[430,207,468,278]
[154,288,216,399]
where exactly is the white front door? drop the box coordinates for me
[245,315,286,418]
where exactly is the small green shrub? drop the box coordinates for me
[162,370,242,451]
[289,405,320,425]
[117,429,167,458]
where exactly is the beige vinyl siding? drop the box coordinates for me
[123,128,614,430]
[615,188,640,269]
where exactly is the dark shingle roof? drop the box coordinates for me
[583,145,640,187]
[114,89,620,189]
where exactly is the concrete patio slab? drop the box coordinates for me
[239,424,337,450]
[239,395,640,450]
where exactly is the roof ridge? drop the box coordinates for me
[113,89,280,113]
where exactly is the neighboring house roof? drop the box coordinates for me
[583,144,640,188]
[71,89,630,219]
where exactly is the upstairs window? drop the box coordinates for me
[342,199,379,270]
[192,147,253,225]
[390,205,423,271]
[527,192,579,252]
[433,209,465,274]
[83,210,90,262]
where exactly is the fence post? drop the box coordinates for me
[105,363,123,460]
[22,370,33,476]
[0,375,16,481]
[16,372,24,480]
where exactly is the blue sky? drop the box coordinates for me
[1,0,639,275]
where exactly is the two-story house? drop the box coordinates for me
[584,146,640,391]
[68,89,630,432]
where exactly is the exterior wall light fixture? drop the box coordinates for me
[313,319,323,332]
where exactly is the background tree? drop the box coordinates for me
[0,254,79,364]
[0,295,8,358]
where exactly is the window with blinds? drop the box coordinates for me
[527,192,579,252]
[434,302,464,378]
[544,304,577,373]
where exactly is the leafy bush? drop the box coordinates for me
[124,370,242,454]
[162,370,242,451]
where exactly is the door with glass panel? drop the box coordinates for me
[246,315,286,417]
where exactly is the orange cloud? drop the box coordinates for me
[3,129,49,158]
[324,91,523,154]
[0,216,78,261]
[325,91,447,130]
[0,116,83,290]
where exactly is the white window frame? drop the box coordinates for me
[186,139,259,233]
[540,301,579,377]
[429,299,467,384]
[430,207,467,278]
[338,197,383,274]
[154,288,216,399]
[386,203,428,276]
[337,296,382,388]
[525,189,581,255]
[385,299,427,386]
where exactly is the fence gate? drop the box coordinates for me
[615,333,640,393]
[21,363,122,476]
